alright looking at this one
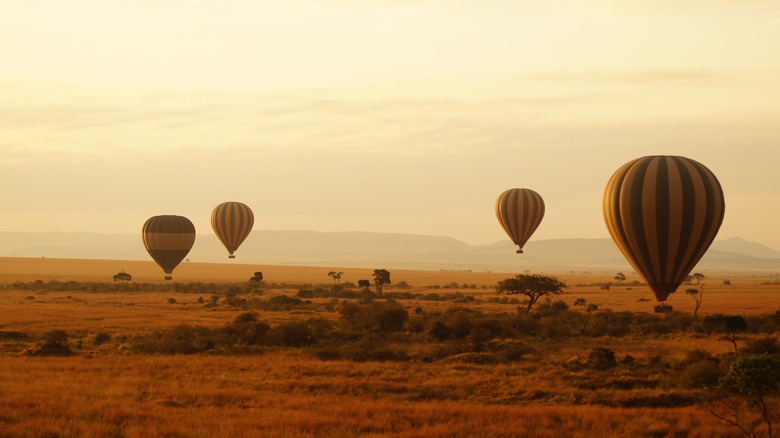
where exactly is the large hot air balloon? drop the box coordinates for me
[495,188,545,254]
[603,156,725,308]
[211,202,254,259]
[142,215,196,280]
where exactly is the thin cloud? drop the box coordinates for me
[3,84,776,163]
[524,69,722,86]
[559,0,777,16]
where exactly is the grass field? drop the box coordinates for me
[0,257,778,437]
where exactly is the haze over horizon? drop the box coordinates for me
[2,1,779,249]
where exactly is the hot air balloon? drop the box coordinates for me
[495,188,545,254]
[211,202,254,259]
[142,215,196,280]
[603,156,725,311]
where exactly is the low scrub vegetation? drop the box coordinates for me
[2,278,780,437]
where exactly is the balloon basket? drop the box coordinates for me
[164,276,172,281]
[654,303,673,313]
[229,255,235,259]
[516,249,523,254]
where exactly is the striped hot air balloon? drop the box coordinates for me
[495,188,545,254]
[603,156,725,303]
[142,215,196,280]
[211,202,254,259]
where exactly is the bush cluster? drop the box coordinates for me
[301,300,764,363]
[296,288,476,303]
[131,312,323,354]
[24,330,74,356]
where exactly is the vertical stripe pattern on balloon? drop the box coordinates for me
[495,188,545,253]
[603,156,725,302]
[211,202,254,258]
[141,215,196,277]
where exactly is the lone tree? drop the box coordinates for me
[372,269,391,295]
[693,272,706,285]
[249,272,264,283]
[704,314,748,353]
[113,271,131,284]
[614,272,626,285]
[686,287,704,319]
[496,274,567,313]
[709,355,780,438]
[328,271,344,285]
[574,298,599,335]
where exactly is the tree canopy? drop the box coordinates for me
[372,269,391,295]
[328,271,344,285]
[496,274,566,313]
[112,271,132,283]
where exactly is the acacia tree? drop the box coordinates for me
[614,272,626,285]
[249,272,263,283]
[357,279,371,289]
[709,355,780,438]
[372,269,391,295]
[693,272,706,285]
[328,271,344,285]
[112,271,131,284]
[704,314,748,353]
[247,272,264,294]
[686,287,704,318]
[574,298,599,335]
[496,274,566,313]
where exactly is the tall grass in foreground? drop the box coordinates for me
[2,280,779,437]
[0,353,753,437]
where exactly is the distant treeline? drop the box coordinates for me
[4,280,253,294]
[4,280,486,301]
[297,287,476,303]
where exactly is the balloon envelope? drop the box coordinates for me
[495,188,545,254]
[603,155,725,302]
[142,215,196,280]
[211,202,254,259]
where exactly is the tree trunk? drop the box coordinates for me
[580,316,590,336]
[525,296,537,313]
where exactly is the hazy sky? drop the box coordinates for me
[2,0,779,249]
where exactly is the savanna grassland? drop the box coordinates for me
[1,257,779,437]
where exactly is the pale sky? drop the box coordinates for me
[2,0,779,250]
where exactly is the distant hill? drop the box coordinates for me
[1,231,778,273]
[710,237,780,259]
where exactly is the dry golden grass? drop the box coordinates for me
[0,353,749,438]
[0,257,510,285]
[1,256,778,315]
[0,256,778,437]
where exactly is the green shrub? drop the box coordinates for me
[93,332,112,346]
[341,343,409,362]
[0,330,29,340]
[590,311,633,337]
[505,314,541,337]
[339,300,409,332]
[224,312,270,346]
[25,330,73,356]
[267,321,314,347]
[255,295,314,311]
[428,321,451,341]
[742,336,779,356]
[678,360,722,388]
[498,343,533,362]
[587,347,617,370]
[138,325,216,354]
